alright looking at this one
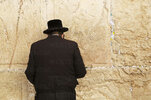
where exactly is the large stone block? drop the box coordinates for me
[112,0,151,66]
[0,0,19,64]
[0,70,24,100]
[0,68,35,100]
[54,0,111,67]
[76,67,151,100]
[0,0,54,68]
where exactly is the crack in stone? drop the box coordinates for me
[9,0,24,69]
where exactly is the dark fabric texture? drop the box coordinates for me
[35,90,76,100]
[25,35,86,100]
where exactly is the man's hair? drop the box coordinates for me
[47,31,63,36]
[51,31,63,35]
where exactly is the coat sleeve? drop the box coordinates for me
[25,43,36,84]
[73,42,87,78]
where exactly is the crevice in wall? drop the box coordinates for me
[9,0,24,69]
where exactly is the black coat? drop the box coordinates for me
[25,35,86,95]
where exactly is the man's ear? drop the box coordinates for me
[61,33,64,39]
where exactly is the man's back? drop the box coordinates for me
[25,35,87,93]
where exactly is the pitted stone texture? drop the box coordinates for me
[132,80,151,100]
[0,0,19,64]
[55,0,111,67]
[112,0,151,66]
[0,67,151,100]
[0,71,25,100]
[0,69,35,100]
[0,0,54,67]
[76,67,151,100]
[0,0,111,68]
[76,69,131,100]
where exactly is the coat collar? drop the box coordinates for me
[46,34,62,39]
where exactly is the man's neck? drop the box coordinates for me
[51,33,60,36]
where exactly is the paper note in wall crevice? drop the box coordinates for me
[110,20,114,26]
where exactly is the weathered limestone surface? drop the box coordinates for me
[0,69,35,100]
[0,0,151,100]
[112,0,151,66]
[76,67,151,100]
[0,67,151,100]
[0,0,54,67]
[54,0,111,67]
[0,0,111,67]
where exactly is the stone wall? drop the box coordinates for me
[0,0,151,100]
[112,0,151,67]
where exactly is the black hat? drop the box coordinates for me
[43,19,68,34]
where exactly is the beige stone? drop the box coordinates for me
[112,0,151,66]
[0,67,151,100]
[0,69,36,100]
[0,0,54,68]
[0,71,24,100]
[0,0,111,67]
[54,0,111,67]
[76,67,151,100]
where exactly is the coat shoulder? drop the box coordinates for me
[31,39,45,46]
[63,38,77,45]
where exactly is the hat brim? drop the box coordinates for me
[43,27,68,34]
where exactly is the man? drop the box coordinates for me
[25,19,87,100]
